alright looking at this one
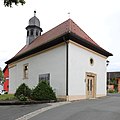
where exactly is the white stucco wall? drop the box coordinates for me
[68,42,107,97]
[9,41,107,100]
[9,44,66,96]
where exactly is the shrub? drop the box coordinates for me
[5,92,8,94]
[108,89,115,93]
[17,94,27,101]
[14,83,31,101]
[31,81,56,101]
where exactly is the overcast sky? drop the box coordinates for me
[0,0,120,71]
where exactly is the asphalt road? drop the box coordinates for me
[0,103,50,120]
[29,96,120,120]
[1,95,120,120]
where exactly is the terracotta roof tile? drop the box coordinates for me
[6,19,112,64]
[15,19,100,57]
[70,19,99,46]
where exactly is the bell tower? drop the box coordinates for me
[26,11,43,45]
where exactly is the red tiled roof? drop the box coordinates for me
[15,19,99,57]
[6,19,112,64]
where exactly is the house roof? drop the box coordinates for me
[6,19,112,64]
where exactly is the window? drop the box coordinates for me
[23,64,28,79]
[30,29,34,36]
[36,30,38,36]
[39,73,50,84]
[27,31,29,36]
[90,58,94,66]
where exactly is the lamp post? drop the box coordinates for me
[106,60,110,92]
[106,60,110,66]
[106,60,110,84]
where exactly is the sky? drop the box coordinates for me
[0,0,120,71]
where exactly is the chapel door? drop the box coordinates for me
[86,76,95,99]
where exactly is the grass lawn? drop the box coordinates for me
[0,94,16,101]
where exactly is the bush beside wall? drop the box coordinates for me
[31,81,56,101]
[14,81,56,101]
[14,83,31,101]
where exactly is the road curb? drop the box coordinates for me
[16,101,70,120]
[0,100,56,105]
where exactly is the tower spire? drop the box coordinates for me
[34,10,36,16]
[68,12,70,19]
[26,11,43,45]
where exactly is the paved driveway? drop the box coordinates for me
[29,96,120,120]
[1,95,120,120]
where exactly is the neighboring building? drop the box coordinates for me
[6,11,112,101]
[107,72,120,80]
[0,84,3,91]
[107,72,120,93]
[0,67,4,84]
[3,65,9,92]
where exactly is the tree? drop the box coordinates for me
[4,0,25,7]
[0,67,4,84]
[110,78,118,92]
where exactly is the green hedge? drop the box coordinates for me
[14,81,57,101]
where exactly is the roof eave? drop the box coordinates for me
[6,32,112,64]
[70,32,113,57]
[5,33,69,64]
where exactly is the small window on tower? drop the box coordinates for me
[23,64,29,79]
[36,30,38,36]
[30,29,34,36]
[27,31,29,36]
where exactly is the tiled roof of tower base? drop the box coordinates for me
[6,19,112,64]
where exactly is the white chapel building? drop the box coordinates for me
[6,12,112,101]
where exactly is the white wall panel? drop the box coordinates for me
[9,44,66,96]
[68,42,106,96]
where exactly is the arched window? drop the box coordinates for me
[30,29,34,36]
[36,30,38,36]
[27,31,29,36]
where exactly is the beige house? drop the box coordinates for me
[6,12,112,101]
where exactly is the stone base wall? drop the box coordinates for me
[57,94,106,101]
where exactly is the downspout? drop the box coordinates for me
[66,41,68,96]
[64,38,69,100]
